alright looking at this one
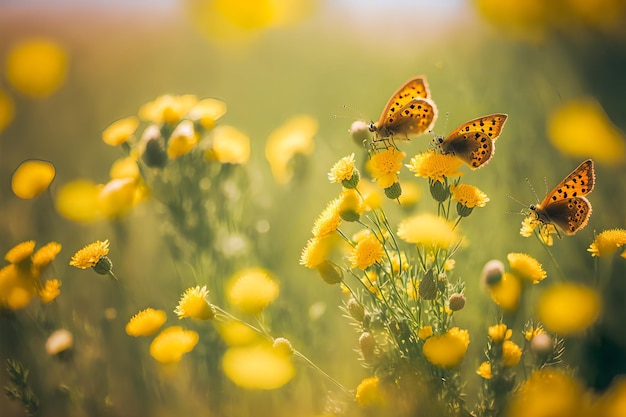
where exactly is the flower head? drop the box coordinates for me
[126,308,167,337]
[205,125,250,164]
[520,215,557,245]
[139,94,198,124]
[406,150,463,183]
[149,326,199,364]
[102,116,139,146]
[167,120,198,159]
[488,323,512,343]
[349,232,385,270]
[450,183,489,208]
[222,343,295,390]
[537,282,601,335]
[422,327,470,369]
[489,272,521,312]
[366,148,405,189]
[588,229,626,258]
[338,188,365,221]
[39,279,61,304]
[69,240,110,269]
[397,213,460,250]
[265,115,317,184]
[328,153,357,185]
[5,241,36,264]
[227,268,279,315]
[175,285,215,320]
[11,160,56,199]
[502,340,522,367]
[311,199,341,238]
[476,361,492,379]
[188,98,227,130]
[32,241,62,271]
[418,325,433,340]
[300,237,329,269]
[355,376,387,407]
[507,253,547,283]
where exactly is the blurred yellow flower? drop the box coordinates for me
[450,183,489,208]
[149,326,199,364]
[418,325,433,340]
[55,180,101,223]
[475,0,549,41]
[537,282,601,335]
[98,178,139,219]
[328,153,357,183]
[311,198,341,238]
[5,38,69,98]
[524,324,545,342]
[188,97,227,130]
[222,343,295,389]
[476,361,492,379]
[488,323,512,343]
[355,376,387,407]
[32,241,62,271]
[0,88,15,133]
[11,160,56,199]
[206,125,250,164]
[5,241,36,264]
[69,240,109,269]
[406,150,463,183]
[217,320,260,346]
[110,157,141,180]
[0,265,37,310]
[349,233,384,270]
[366,148,405,189]
[508,252,547,284]
[593,377,626,417]
[139,94,198,124]
[588,229,626,258]
[265,115,317,184]
[227,268,279,315]
[102,116,139,146]
[357,180,383,211]
[489,272,521,312]
[338,188,365,221]
[39,279,61,304]
[422,327,469,369]
[300,237,328,269]
[397,181,421,208]
[125,308,167,337]
[507,369,589,417]
[502,340,522,367]
[397,213,459,250]
[167,120,198,159]
[548,98,626,165]
[175,285,215,320]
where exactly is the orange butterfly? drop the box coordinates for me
[369,76,438,142]
[437,114,508,169]
[530,159,595,235]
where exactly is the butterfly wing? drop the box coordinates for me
[445,114,508,141]
[440,131,493,169]
[537,197,593,235]
[538,159,595,207]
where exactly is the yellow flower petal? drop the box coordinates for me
[11,160,56,199]
[206,125,250,164]
[102,116,139,146]
[265,115,317,184]
[537,282,601,335]
[227,268,279,315]
[126,308,167,337]
[397,213,460,250]
[55,180,101,222]
[222,343,295,390]
[149,326,199,364]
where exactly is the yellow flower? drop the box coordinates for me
[139,94,198,124]
[55,180,101,223]
[175,285,215,320]
[520,216,557,245]
[358,180,383,211]
[11,160,56,200]
[222,343,295,390]
[126,308,167,337]
[361,270,379,295]
[489,272,521,312]
[32,241,62,271]
[450,183,489,208]
[0,88,15,133]
[476,361,492,379]
[205,125,250,164]
[397,181,421,208]
[397,213,460,250]
[338,188,365,221]
[69,240,110,269]
[300,237,328,269]
[422,327,469,369]
[265,115,317,184]
[355,376,387,407]
[98,178,139,219]
[39,279,61,304]
[311,199,341,238]
[548,98,626,165]
[406,150,463,183]
[445,259,456,271]
[227,268,279,315]
[217,320,260,346]
[328,153,357,183]
[6,38,68,98]
[588,229,626,258]
[524,324,545,342]
[0,264,37,310]
[488,323,512,343]
[349,233,385,270]
[167,120,198,159]
[102,116,139,146]
[149,326,199,364]
[537,282,601,335]
[592,376,626,417]
[366,148,405,189]
[188,98,227,130]
[508,253,547,284]
[5,241,36,264]
[418,325,433,340]
[502,340,522,367]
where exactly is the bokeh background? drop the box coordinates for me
[1,0,625,416]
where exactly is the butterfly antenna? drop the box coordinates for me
[506,194,528,209]
[525,177,540,203]
[335,104,367,121]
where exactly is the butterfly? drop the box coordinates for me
[436,114,508,169]
[530,159,595,235]
[369,76,438,143]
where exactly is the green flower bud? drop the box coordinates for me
[93,256,113,275]
[429,179,450,202]
[384,182,402,200]
[456,202,473,217]
[419,269,437,300]
[341,169,360,189]
[316,260,343,284]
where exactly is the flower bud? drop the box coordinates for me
[429,180,450,202]
[419,269,437,300]
[359,332,378,363]
[341,169,360,189]
[273,337,294,356]
[45,329,73,359]
[93,256,113,275]
[481,259,505,288]
[449,293,466,311]
[142,137,168,168]
[346,297,365,322]
[316,260,343,285]
[384,182,402,200]
[456,202,473,217]
[530,333,554,357]
[350,120,371,146]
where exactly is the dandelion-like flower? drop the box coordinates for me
[450,183,489,215]
[222,343,295,390]
[149,326,199,364]
[355,376,387,407]
[588,229,626,258]
[349,233,385,270]
[227,268,279,315]
[507,252,547,284]
[187,97,227,130]
[537,282,601,335]
[139,94,198,124]
[338,188,365,222]
[397,213,460,250]
[489,272,521,312]
[366,148,405,189]
[300,237,328,269]
[422,327,470,369]
[167,120,198,159]
[69,240,114,277]
[520,215,557,245]
[32,241,62,270]
[476,361,492,379]
[265,115,317,184]
[418,325,433,340]
[329,153,358,187]
[102,116,139,146]
[524,324,545,342]
[406,150,463,183]
[5,241,36,264]
[175,285,215,320]
[488,323,512,343]
[206,125,250,164]
[126,308,167,337]
[311,199,341,238]
[39,279,61,304]
[502,340,522,367]
[11,160,56,200]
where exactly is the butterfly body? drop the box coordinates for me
[437,114,508,169]
[369,76,438,142]
[530,159,595,235]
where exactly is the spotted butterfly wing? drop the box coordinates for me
[439,114,508,169]
[530,159,595,235]
[370,76,438,141]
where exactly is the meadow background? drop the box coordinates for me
[1,0,625,416]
